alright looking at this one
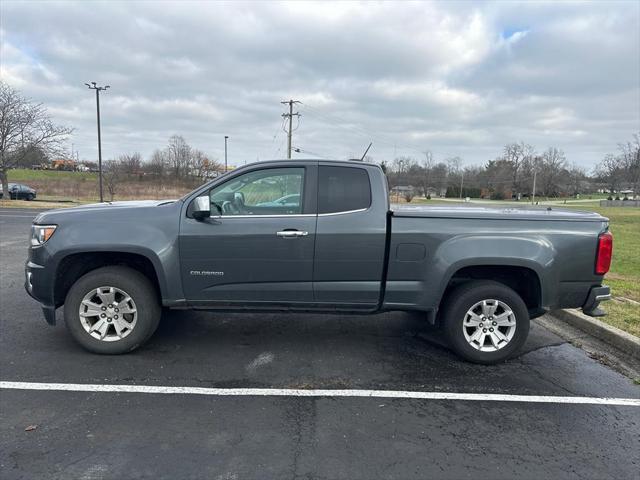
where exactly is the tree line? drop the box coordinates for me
[101,136,224,200]
[382,136,639,201]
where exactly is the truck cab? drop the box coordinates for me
[181,161,389,309]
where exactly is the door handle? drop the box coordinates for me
[277,230,308,238]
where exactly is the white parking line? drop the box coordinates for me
[2,381,639,406]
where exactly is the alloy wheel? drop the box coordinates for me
[462,299,516,352]
[78,286,138,342]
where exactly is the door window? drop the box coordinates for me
[209,167,305,216]
[318,166,371,214]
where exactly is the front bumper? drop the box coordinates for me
[25,259,57,325]
[582,285,611,317]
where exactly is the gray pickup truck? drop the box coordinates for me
[25,159,613,363]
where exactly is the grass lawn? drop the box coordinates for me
[0,198,90,209]
[567,205,640,336]
[7,168,97,182]
[558,202,640,337]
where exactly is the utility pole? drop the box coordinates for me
[85,82,110,202]
[281,100,300,159]
[224,135,229,172]
[532,168,537,205]
[459,170,464,200]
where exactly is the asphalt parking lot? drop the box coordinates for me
[1,207,639,480]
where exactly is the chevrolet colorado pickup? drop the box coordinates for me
[25,160,613,363]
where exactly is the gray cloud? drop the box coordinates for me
[2,0,639,168]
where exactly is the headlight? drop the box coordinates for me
[31,225,57,246]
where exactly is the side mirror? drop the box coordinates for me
[192,195,211,221]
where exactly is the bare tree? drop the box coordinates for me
[0,81,72,196]
[191,149,222,178]
[595,154,625,194]
[5,145,48,169]
[502,142,535,196]
[117,152,142,174]
[146,150,167,177]
[432,162,449,193]
[567,164,587,196]
[102,160,121,201]
[388,156,417,189]
[538,147,567,197]
[483,158,513,198]
[165,135,191,179]
[419,150,434,196]
[618,133,640,193]
[445,156,463,195]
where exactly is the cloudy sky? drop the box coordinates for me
[2,0,639,169]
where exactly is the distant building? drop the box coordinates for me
[390,185,415,195]
[51,159,77,171]
[424,186,447,198]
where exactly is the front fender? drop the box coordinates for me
[50,244,170,299]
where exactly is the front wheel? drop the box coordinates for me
[441,280,530,364]
[64,266,161,354]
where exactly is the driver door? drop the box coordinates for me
[179,165,318,305]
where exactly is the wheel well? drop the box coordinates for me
[54,252,161,307]
[442,265,542,313]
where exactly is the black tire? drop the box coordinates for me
[26,193,34,201]
[64,266,161,354]
[441,280,530,364]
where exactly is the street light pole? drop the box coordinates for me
[224,135,229,172]
[85,82,110,202]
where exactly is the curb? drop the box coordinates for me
[551,309,640,359]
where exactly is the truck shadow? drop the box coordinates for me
[140,309,568,392]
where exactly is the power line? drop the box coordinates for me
[273,137,286,158]
[265,116,288,159]
[281,99,301,159]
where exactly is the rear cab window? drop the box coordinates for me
[318,166,371,214]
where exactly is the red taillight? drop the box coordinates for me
[595,231,613,275]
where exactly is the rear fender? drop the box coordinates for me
[430,235,556,308]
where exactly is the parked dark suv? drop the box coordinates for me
[1,183,37,200]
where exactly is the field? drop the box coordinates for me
[571,205,639,336]
[5,168,199,202]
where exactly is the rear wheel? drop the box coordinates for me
[441,280,529,364]
[64,266,160,354]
